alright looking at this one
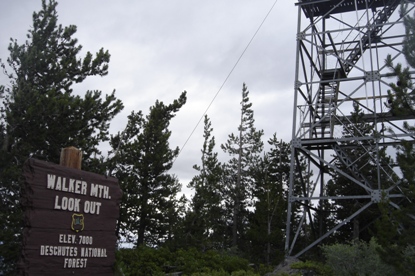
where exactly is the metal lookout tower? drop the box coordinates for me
[286,0,415,257]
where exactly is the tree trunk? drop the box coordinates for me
[353,219,359,241]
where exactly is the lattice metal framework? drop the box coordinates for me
[285,0,415,257]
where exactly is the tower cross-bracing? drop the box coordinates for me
[285,0,415,257]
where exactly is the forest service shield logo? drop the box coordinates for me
[71,213,84,232]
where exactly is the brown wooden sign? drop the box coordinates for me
[21,159,122,275]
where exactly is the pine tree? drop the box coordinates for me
[247,135,290,265]
[311,181,337,244]
[375,141,415,275]
[402,3,415,69]
[328,103,394,243]
[384,55,415,117]
[375,7,415,270]
[0,1,123,273]
[109,92,187,247]
[221,83,264,250]
[183,115,225,250]
[107,110,144,243]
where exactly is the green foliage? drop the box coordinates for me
[402,245,415,273]
[116,247,260,276]
[247,135,289,265]
[402,3,415,68]
[376,200,415,275]
[290,260,332,276]
[377,8,415,272]
[182,115,226,250]
[116,246,170,276]
[109,92,187,247]
[0,0,122,274]
[229,271,259,276]
[173,247,252,275]
[192,270,259,276]
[377,243,415,276]
[384,55,415,117]
[321,239,397,276]
[324,103,394,243]
[191,271,229,276]
[221,83,264,250]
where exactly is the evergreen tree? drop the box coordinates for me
[109,92,187,247]
[384,55,415,117]
[384,4,415,118]
[0,1,123,273]
[376,150,415,275]
[183,115,225,250]
[280,138,313,256]
[402,3,415,69]
[328,103,394,243]
[375,7,415,270]
[247,135,290,265]
[311,182,337,245]
[221,83,264,250]
[107,110,144,242]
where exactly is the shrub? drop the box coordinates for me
[290,260,332,276]
[116,247,260,276]
[116,246,171,276]
[321,239,397,276]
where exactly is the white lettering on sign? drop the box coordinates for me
[83,200,102,215]
[90,183,110,199]
[54,196,81,212]
[59,234,77,244]
[63,258,87,268]
[40,245,78,257]
[80,247,107,258]
[47,174,87,195]
[78,235,93,245]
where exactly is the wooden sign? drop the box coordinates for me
[21,158,122,275]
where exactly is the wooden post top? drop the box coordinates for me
[60,146,82,169]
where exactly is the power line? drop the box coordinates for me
[173,0,279,164]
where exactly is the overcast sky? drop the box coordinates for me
[0,0,298,195]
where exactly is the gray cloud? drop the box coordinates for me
[0,0,297,193]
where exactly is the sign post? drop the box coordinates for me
[20,149,122,275]
[59,146,82,169]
